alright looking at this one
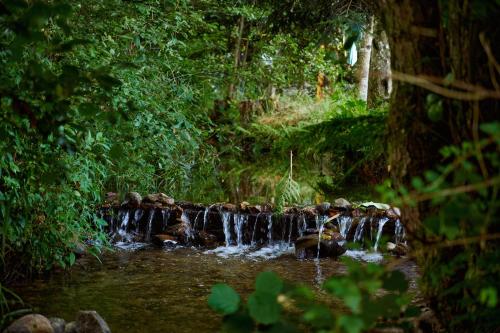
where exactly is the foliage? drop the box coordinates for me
[377,121,500,332]
[208,260,415,333]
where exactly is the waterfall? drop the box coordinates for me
[374,217,389,251]
[145,210,155,242]
[193,210,203,229]
[251,213,261,246]
[222,211,232,247]
[395,219,406,244]
[316,221,325,260]
[354,217,367,242]
[287,215,294,245]
[235,213,248,247]
[181,211,193,242]
[266,214,273,245]
[280,216,287,243]
[338,215,352,238]
[161,210,170,232]
[134,209,143,234]
[315,215,328,230]
[202,207,210,230]
[298,215,307,237]
[118,209,130,237]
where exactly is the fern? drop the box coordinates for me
[275,151,301,214]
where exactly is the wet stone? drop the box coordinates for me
[4,314,53,333]
[49,318,65,333]
[75,311,110,333]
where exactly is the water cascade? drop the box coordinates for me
[235,213,248,247]
[338,215,352,238]
[374,217,389,251]
[354,217,367,243]
[145,210,155,242]
[251,213,261,246]
[181,211,193,242]
[267,214,273,245]
[222,211,232,246]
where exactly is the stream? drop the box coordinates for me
[14,246,418,333]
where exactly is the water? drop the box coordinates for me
[395,219,406,244]
[354,217,367,242]
[251,213,261,246]
[144,210,155,242]
[234,213,248,247]
[374,217,389,251]
[298,215,307,237]
[222,212,232,246]
[19,248,403,333]
[338,216,353,238]
[181,211,193,242]
[266,214,273,245]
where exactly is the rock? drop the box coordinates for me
[152,234,177,247]
[122,192,142,208]
[386,207,401,219]
[198,231,218,248]
[300,206,316,217]
[333,198,351,210]
[222,203,237,212]
[315,202,331,215]
[165,224,189,238]
[247,205,262,214]
[295,232,346,259]
[142,193,174,206]
[75,311,110,333]
[360,201,390,210]
[386,242,409,256]
[4,314,54,333]
[63,322,77,333]
[49,318,65,333]
[104,192,120,207]
[239,201,250,211]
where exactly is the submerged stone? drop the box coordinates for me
[4,314,53,333]
[334,198,351,210]
[48,318,65,333]
[75,311,110,333]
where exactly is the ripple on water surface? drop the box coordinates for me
[15,246,417,333]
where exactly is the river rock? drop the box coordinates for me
[222,203,237,212]
[49,318,65,333]
[122,192,142,208]
[386,207,401,219]
[295,232,346,259]
[4,314,54,333]
[75,311,110,333]
[63,322,76,333]
[198,231,218,248]
[152,234,177,247]
[334,198,351,210]
[301,206,316,217]
[315,202,331,215]
[386,242,409,256]
[142,193,175,206]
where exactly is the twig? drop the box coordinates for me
[391,71,500,101]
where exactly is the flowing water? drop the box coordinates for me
[14,247,419,333]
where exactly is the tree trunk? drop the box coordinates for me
[355,15,374,101]
[228,16,245,99]
[367,20,392,106]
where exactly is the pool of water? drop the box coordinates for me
[14,246,418,333]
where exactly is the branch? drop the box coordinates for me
[391,71,500,101]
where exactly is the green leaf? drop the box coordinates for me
[382,270,409,293]
[255,271,283,296]
[247,291,281,325]
[338,315,364,333]
[208,284,240,315]
[68,252,76,266]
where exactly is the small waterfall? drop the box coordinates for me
[298,215,307,237]
[251,213,261,246]
[161,210,170,232]
[234,213,248,247]
[181,211,193,242]
[316,221,325,259]
[338,215,353,238]
[118,209,130,237]
[287,216,294,245]
[193,210,203,229]
[134,209,143,223]
[222,211,233,247]
[202,206,210,230]
[374,217,389,251]
[395,219,405,243]
[145,210,155,242]
[315,215,328,230]
[280,216,287,243]
[354,217,367,242]
[267,214,273,245]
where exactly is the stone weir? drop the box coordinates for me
[99,192,406,256]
